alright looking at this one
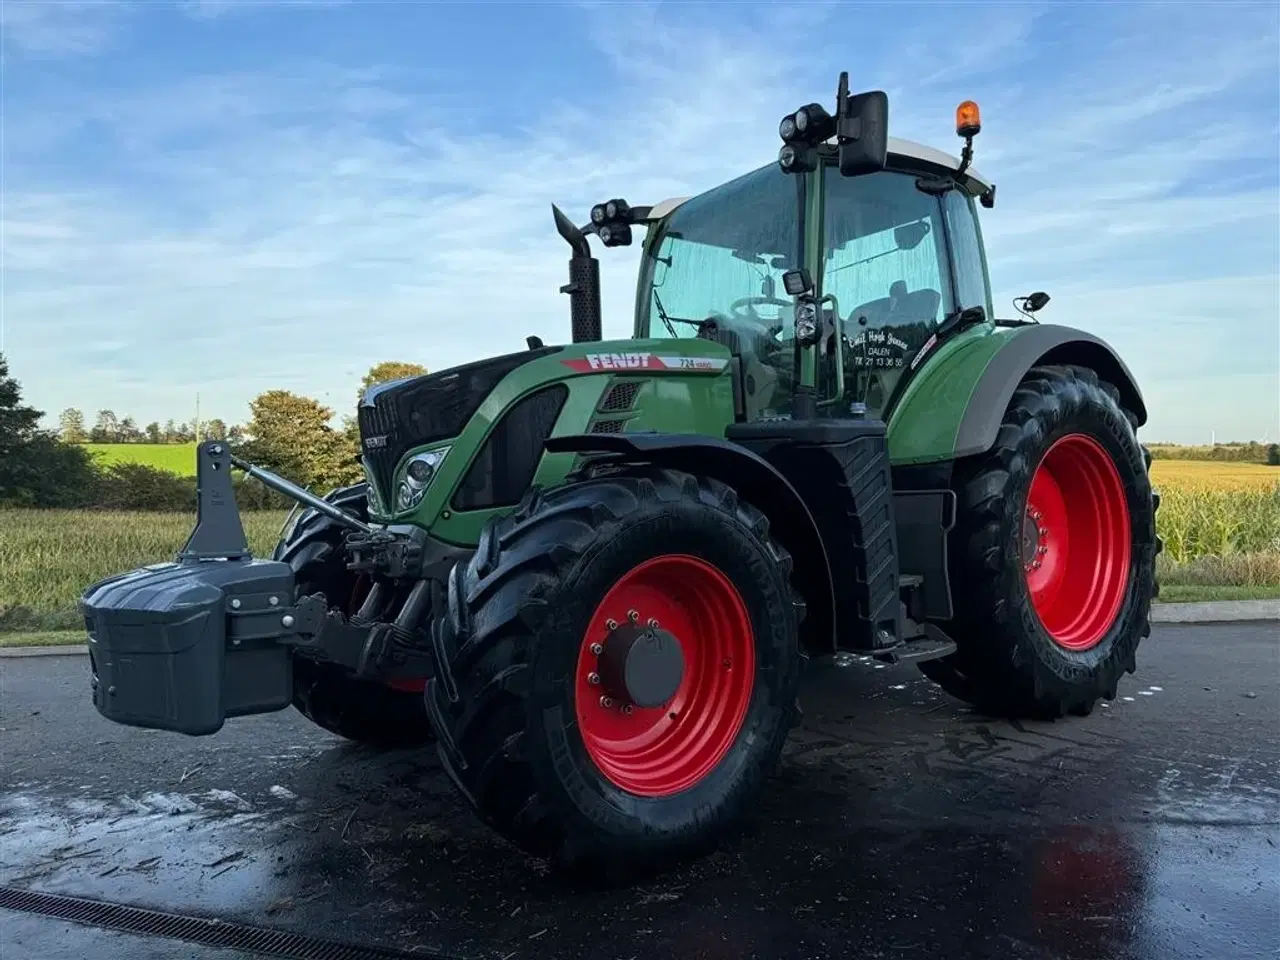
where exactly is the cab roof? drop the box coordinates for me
[644,137,991,222]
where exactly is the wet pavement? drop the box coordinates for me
[2,622,1277,960]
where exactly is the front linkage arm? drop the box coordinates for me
[154,442,430,693]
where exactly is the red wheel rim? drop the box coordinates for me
[1022,433,1131,651]
[573,555,755,797]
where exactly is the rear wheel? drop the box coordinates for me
[423,467,803,876]
[920,364,1160,718]
[273,483,434,748]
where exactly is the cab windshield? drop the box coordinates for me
[637,164,804,416]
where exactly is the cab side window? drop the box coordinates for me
[942,189,991,315]
[821,169,953,415]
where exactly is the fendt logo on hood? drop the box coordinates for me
[560,353,729,374]
[586,352,652,370]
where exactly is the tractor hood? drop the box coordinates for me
[357,337,735,523]
[357,346,564,505]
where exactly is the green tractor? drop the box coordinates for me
[80,75,1160,877]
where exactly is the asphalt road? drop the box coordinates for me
[2,623,1277,960]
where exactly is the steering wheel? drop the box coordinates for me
[729,296,792,323]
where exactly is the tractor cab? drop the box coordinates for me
[568,73,998,426]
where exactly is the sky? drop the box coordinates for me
[2,0,1277,444]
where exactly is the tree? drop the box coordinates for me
[58,408,87,443]
[119,416,140,442]
[1268,444,1279,467]
[144,421,162,443]
[359,361,427,401]
[204,418,228,441]
[0,352,99,507]
[91,409,120,443]
[163,418,179,443]
[227,424,247,444]
[238,390,360,490]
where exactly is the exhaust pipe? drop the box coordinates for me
[552,204,602,343]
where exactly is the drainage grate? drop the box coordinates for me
[0,887,452,960]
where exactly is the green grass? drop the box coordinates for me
[84,443,199,476]
[0,631,86,648]
[1157,584,1280,603]
[0,509,290,633]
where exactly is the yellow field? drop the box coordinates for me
[1149,460,1280,492]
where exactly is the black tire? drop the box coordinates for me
[919,364,1161,719]
[423,466,803,877]
[272,483,435,748]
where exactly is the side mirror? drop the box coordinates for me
[838,89,888,177]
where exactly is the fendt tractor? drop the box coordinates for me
[81,75,1161,877]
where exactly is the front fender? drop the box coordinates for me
[888,324,1146,465]
[544,432,837,654]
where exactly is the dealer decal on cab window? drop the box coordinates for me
[561,353,729,373]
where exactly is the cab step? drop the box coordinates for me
[872,624,957,665]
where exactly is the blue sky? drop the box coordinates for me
[3,0,1277,443]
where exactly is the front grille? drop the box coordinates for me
[357,347,560,503]
[452,384,568,511]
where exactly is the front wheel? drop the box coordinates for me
[423,467,803,877]
[920,364,1160,719]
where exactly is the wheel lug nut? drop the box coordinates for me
[627,609,639,623]
[588,672,600,685]
[1037,545,1048,554]
[590,643,603,655]
[1032,560,1042,570]
[647,618,659,628]
[600,696,614,709]
[622,704,633,715]
[605,619,618,631]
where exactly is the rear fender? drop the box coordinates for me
[544,432,837,655]
[889,324,1146,465]
[954,324,1147,459]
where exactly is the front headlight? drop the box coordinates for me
[395,446,450,513]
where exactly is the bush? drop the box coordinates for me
[83,462,294,512]
[1268,444,1280,467]
[0,435,103,508]
[1148,442,1272,463]
[91,462,195,511]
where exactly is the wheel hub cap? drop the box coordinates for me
[597,622,685,709]
[1021,508,1048,571]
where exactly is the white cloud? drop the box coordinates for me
[2,1,1277,445]
[0,0,129,58]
